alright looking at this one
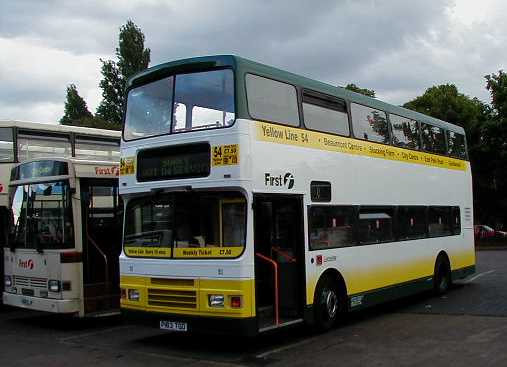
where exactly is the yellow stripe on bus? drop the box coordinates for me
[256,121,467,171]
[124,247,172,258]
[173,247,244,258]
[124,246,244,258]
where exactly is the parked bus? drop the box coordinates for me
[0,120,120,304]
[119,55,474,335]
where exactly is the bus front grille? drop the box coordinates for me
[147,288,197,309]
[13,276,47,289]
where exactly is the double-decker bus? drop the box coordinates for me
[0,121,122,315]
[119,55,474,335]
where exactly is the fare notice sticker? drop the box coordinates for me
[212,144,239,166]
[120,157,136,175]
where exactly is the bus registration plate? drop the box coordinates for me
[160,320,187,332]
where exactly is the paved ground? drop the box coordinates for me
[1,250,506,367]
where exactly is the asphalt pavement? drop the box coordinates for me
[1,250,506,367]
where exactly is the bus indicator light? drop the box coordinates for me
[230,296,242,308]
[316,255,323,266]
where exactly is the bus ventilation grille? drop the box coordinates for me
[147,288,197,309]
[13,276,47,289]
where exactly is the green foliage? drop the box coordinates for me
[345,83,376,98]
[96,19,150,124]
[403,84,497,225]
[403,84,485,147]
[60,84,93,125]
[70,116,122,130]
[96,60,124,124]
[485,70,507,118]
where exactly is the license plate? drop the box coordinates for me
[21,298,32,306]
[159,320,187,332]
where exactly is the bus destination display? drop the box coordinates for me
[137,143,210,181]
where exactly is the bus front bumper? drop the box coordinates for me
[122,308,258,336]
[2,292,80,314]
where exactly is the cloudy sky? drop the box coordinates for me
[0,0,505,124]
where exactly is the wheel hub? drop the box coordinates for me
[323,288,338,319]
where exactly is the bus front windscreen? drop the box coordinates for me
[10,181,74,250]
[124,192,246,259]
[123,69,235,140]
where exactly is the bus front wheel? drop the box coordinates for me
[313,276,341,332]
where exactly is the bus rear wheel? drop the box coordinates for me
[433,257,451,295]
[313,276,341,332]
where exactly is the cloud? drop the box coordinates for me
[0,37,104,123]
[0,0,505,123]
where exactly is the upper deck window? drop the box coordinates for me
[447,131,467,159]
[17,132,72,161]
[246,74,299,126]
[351,103,389,144]
[420,123,446,155]
[390,114,420,149]
[75,136,120,161]
[302,91,349,136]
[0,127,14,162]
[124,69,235,141]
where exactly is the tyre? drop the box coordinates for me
[313,276,341,332]
[433,257,451,295]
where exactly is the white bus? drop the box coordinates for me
[0,120,120,305]
[119,55,474,335]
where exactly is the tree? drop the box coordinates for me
[96,20,150,124]
[403,84,485,148]
[60,84,93,125]
[403,84,494,225]
[345,83,376,98]
[485,70,507,118]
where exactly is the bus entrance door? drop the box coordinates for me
[81,179,122,316]
[254,194,305,330]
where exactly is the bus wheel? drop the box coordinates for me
[314,276,340,332]
[433,257,451,295]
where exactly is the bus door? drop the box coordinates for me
[80,179,122,315]
[253,194,305,329]
[0,206,7,305]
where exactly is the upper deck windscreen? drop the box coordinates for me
[124,69,235,141]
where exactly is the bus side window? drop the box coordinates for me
[390,114,420,150]
[420,124,446,155]
[397,206,427,240]
[350,103,389,144]
[308,206,355,250]
[447,131,467,159]
[245,74,300,127]
[358,207,394,244]
[452,206,461,235]
[428,206,452,237]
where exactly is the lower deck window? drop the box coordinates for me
[309,206,355,250]
[308,204,461,250]
[398,206,427,240]
[428,206,452,237]
[358,208,394,244]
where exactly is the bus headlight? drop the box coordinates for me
[48,280,61,292]
[128,289,140,301]
[4,275,12,288]
[209,294,225,307]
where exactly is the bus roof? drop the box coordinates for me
[127,55,464,135]
[0,120,121,138]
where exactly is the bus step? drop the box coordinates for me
[259,318,304,333]
[85,309,121,318]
